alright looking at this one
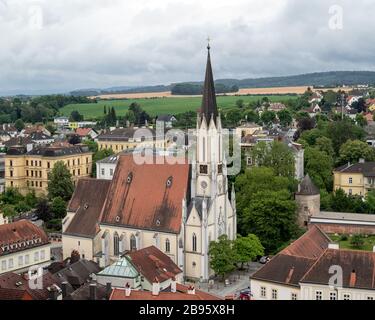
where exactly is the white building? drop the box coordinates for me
[96,155,119,180]
[251,225,375,300]
[54,117,69,127]
[0,220,51,275]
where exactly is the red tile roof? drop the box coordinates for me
[251,226,331,287]
[0,272,65,300]
[127,246,182,284]
[0,220,49,256]
[100,154,190,234]
[65,178,111,238]
[76,128,93,137]
[0,288,33,300]
[110,283,221,300]
[301,249,375,290]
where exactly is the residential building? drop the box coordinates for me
[75,128,98,140]
[62,46,237,282]
[0,220,51,275]
[156,114,177,129]
[300,249,375,300]
[5,143,93,196]
[268,102,286,112]
[251,225,375,300]
[96,246,183,291]
[69,121,97,130]
[235,123,263,138]
[97,127,167,152]
[250,226,331,300]
[0,271,71,300]
[333,160,375,196]
[0,153,5,193]
[54,117,69,127]
[96,154,119,180]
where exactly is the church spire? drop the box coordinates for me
[201,42,218,125]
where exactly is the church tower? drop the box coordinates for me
[185,44,236,282]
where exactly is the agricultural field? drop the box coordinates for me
[61,94,298,119]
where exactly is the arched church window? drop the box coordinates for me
[130,234,137,251]
[202,137,206,162]
[113,233,119,256]
[192,233,197,252]
[165,239,170,253]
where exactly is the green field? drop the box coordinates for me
[61,95,298,120]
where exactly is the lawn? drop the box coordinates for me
[60,95,298,120]
[329,234,375,251]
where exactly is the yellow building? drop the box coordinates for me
[97,127,168,152]
[5,143,93,196]
[333,161,375,196]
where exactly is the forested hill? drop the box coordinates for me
[70,71,375,96]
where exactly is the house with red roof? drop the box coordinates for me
[75,128,98,140]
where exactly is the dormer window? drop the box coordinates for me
[166,177,173,188]
[127,172,133,184]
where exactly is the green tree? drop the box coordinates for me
[46,124,57,135]
[14,119,25,132]
[83,140,98,153]
[326,119,365,154]
[224,109,242,127]
[355,114,368,127]
[350,234,365,248]
[338,140,375,165]
[366,190,375,214]
[330,188,352,212]
[35,197,52,221]
[47,161,74,201]
[250,141,295,178]
[236,99,245,108]
[209,235,236,280]
[260,110,276,126]
[233,234,264,269]
[315,137,334,158]
[243,110,259,123]
[25,191,38,208]
[304,147,333,191]
[70,110,84,122]
[277,109,293,127]
[2,204,16,217]
[242,190,298,253]
[51,197,67,219]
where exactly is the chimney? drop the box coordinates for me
[152,278,160,296]
[187,285,196,295]
[106,282,112,300]
[61,282,68,299]
[48,286,58,300]
[89,283,97,300]
[125,283,131,297]
[171,277,177,293]
[329,243,340,250]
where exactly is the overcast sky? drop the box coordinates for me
[1,0,375,95]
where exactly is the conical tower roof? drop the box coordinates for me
[200,44,218,125]
[296,174,320,196]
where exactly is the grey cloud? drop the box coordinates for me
[0,0,374,95]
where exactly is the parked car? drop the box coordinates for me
[31,214,39,222]
[259,256,270,264]
[239,288,253,300]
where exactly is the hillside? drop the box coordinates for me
[70,71,375,96]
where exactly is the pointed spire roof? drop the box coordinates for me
[201,44,218,124]
[296,174,320,196]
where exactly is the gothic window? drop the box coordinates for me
[165,239,170,253]
[200,165,208,174]
[192,233,197,252]
[113,233,120,256]
[130,234,137,251]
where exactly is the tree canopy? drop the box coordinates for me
[47,161,74,201]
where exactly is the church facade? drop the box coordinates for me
[62,46,237,281]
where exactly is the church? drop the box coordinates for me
[62,45,237,281]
